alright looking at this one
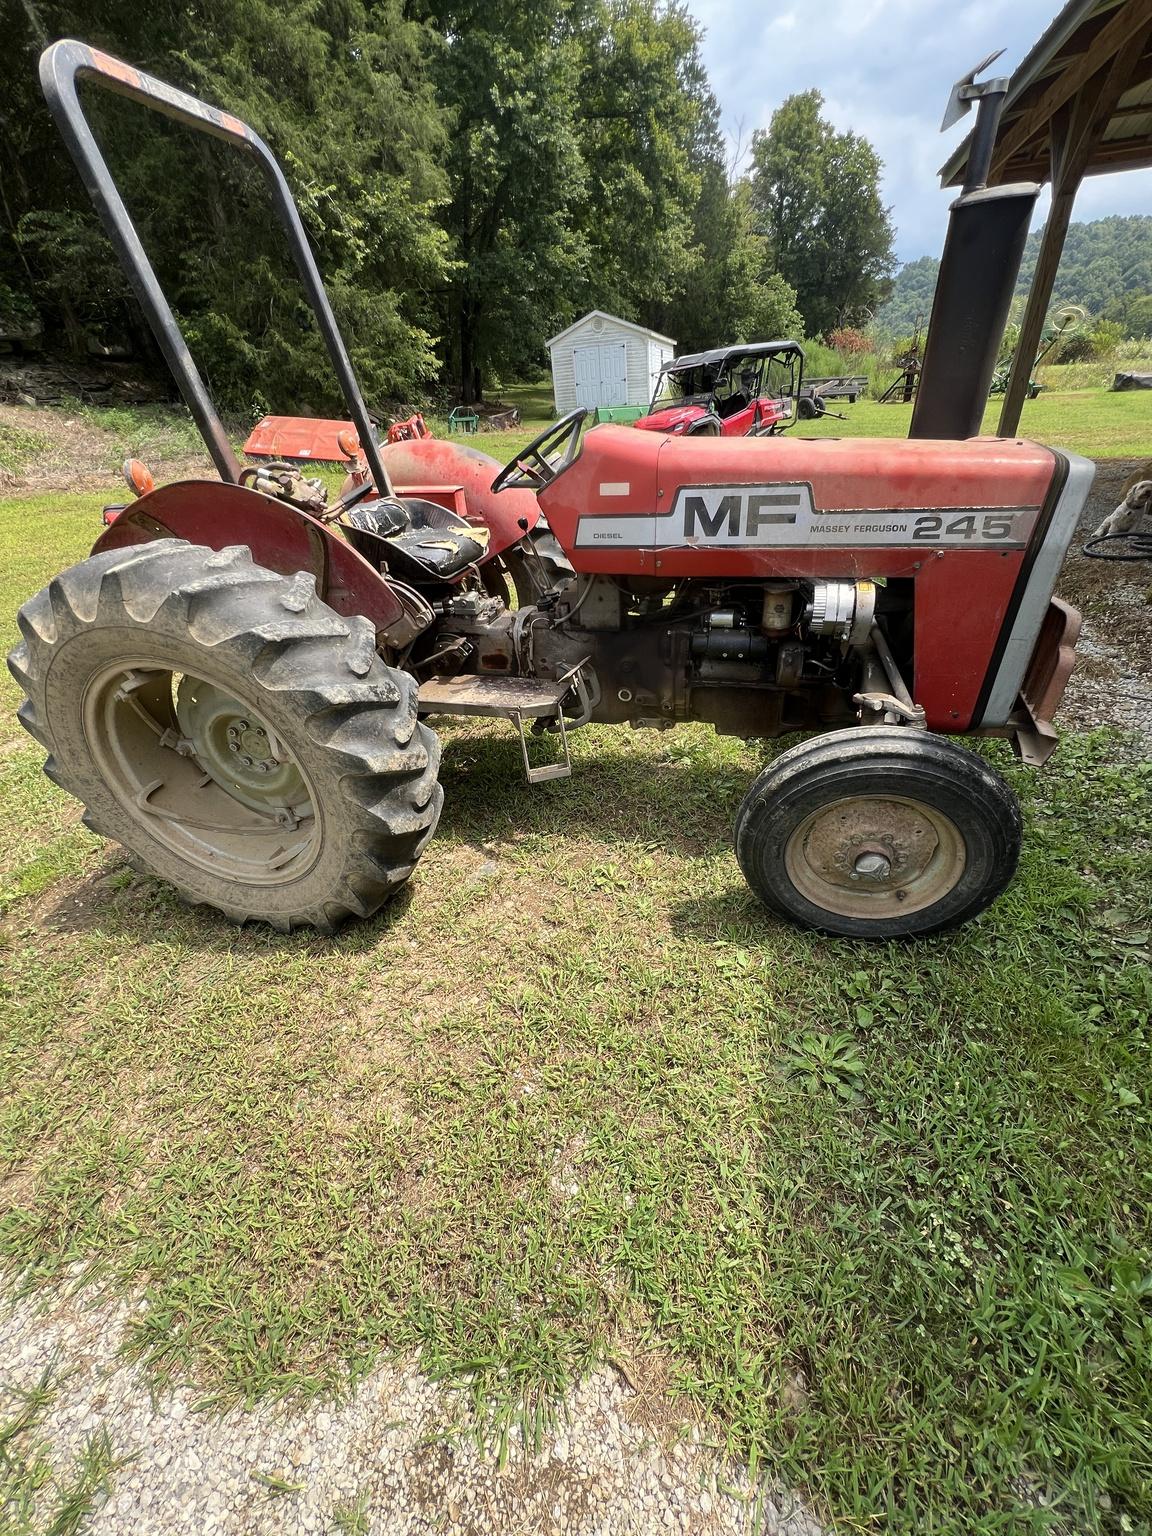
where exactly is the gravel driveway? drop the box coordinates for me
[0,1286,824,1536]
[1058,457,1152,752]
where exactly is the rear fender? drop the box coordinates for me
[379,436,540,558]
[91,480,423,645]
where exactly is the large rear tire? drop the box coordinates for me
[733,727,1022,939]
[7,540,442,932]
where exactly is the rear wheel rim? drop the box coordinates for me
[783,793,966,919]
[82,660,321,886]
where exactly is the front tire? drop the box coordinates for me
[7,540,443,932]
[733,727,1022,939]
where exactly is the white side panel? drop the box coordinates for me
[549,345,576,415]
[645,340,662,404]
[626,339,652,405]
[981,451,1096,724]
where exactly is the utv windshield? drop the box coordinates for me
[650,362,721,411]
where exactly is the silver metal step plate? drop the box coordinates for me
[418,673,569,719]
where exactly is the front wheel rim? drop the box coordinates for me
[783,793,967,920]
[82,660,322,886]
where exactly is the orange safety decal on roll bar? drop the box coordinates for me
[87,49,140,86]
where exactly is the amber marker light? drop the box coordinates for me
[122,458,155,498]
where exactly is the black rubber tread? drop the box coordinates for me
[733,726,1023,939]
[7,539,443,932]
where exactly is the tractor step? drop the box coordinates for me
[417,674,570,717]
[417,673,574,783]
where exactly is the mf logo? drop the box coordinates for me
[674,484,812,545]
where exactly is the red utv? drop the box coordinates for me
[635,342,803,437]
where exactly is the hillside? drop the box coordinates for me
[877,214,1152,335]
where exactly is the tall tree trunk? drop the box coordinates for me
[458,292,483,403]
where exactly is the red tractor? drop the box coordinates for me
[10,42,1090,941]
[635,342,802,437]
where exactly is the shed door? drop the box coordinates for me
[572,341,628,408]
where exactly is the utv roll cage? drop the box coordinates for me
[649,341,805,419]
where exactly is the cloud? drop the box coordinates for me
[687,0,1152,262]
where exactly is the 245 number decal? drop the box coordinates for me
[911,512,1017,542]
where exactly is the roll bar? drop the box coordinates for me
[40,39,393,496]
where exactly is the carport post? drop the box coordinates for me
[999,17,1152,435]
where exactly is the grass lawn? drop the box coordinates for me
[496,380,1151,461]
[2,485,1152,1532]
[802,391,1152,459]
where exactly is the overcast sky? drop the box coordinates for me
[687,0,1152,264]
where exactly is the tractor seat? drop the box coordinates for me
[344,497,490,581]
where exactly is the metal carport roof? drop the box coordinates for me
[938,0,1152,434]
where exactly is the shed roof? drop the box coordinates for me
[546,309,677,349]
[940,0,1152,186]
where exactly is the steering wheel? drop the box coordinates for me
[491,409,588,493]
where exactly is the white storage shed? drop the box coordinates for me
[547,310,676,414]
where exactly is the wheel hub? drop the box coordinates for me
[227,721,278,770]
[176,678,310,814]
[784,794,966,918]
[851,850,892,881]
[81,660,319,888]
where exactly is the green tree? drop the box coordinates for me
[669,172,801,350]
[573,0,705,334]
[879,215,1152,337]
[572,3,802,355]
[1104,291,1152,339]
[4,0,451,411]
[416,0,589,401]
[873,254,938,337]
[747,90,895,336]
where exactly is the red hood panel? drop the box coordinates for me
[538,425,1059,576]
[634,404,706,432]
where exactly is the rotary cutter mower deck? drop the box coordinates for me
[9,41,1093,940]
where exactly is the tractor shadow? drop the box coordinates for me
[38,856,417,953]
[665,885,787,946]
[37,729,760,948]
[431,726,757,858]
